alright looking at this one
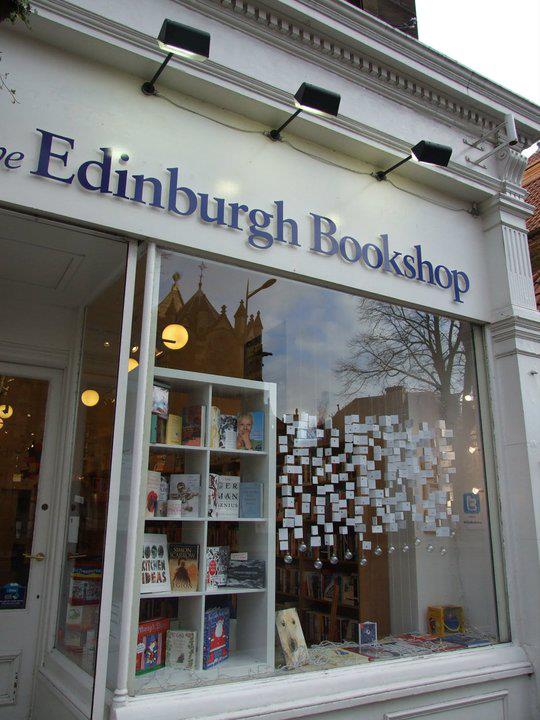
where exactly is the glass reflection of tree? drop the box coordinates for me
[335,299,474,413]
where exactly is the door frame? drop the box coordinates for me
[0,361,65,716]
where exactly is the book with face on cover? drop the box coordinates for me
[236,411,265,451]
[141,534,170,594]
[207,474,239,519]
[168,543,199,592]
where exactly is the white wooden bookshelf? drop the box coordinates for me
[130,368,277,694]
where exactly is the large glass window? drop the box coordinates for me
[134,249,501,694]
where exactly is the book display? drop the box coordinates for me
[131,369,276,693]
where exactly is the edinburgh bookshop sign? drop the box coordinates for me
[2,128,471,303]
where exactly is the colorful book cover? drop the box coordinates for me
[236,411,264,451]
[152,384,169,419]
[146,471,161,519]
[165,413,182,445]
[218,414,237,450]
[205,546,230,589]
[239,482,264,518]
[209,405,221,448]
[168,543,199,592]
[203,606,230,669]
[135,617,170,674]
[68,565,102,605]
[157,476,169,518]
[226,560,265,589]
[182,405,205,446]
[141,533,171,594]
[169,474,200,517]
[166,627,197,669]
[207,474,239,519]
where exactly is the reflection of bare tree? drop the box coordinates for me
[336,299,472,411]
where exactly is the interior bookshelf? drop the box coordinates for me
[130,368,276,693]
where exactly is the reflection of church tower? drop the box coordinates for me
[156,266,265,379]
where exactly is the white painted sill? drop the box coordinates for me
[40,648,93,717]
[110,642,532,720]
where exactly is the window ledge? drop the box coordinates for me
[111,643,532,720]
[40,649,92,718]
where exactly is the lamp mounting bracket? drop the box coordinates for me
[464,113,518,167]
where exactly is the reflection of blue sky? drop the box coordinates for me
[160,252,379,416]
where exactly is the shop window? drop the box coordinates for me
[133,250,501,694]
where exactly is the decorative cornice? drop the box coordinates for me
[496,148,529,200]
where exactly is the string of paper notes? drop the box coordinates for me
[277,412,459,568]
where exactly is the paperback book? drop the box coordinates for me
[182,405,206,446]
[141,533,171,594]
[168,543,199,592]
[218,414,237,450]
[208,474,240,519]
[226,560,265,589]
[236,411,264,451]
[205,546,230,589]
[145,471,161,519]
[239,482,264,518]
[165,625,197,669]
[169,474,200,517]
[209,405,221,448]
[165,413,182,445]
[152,384,169,419]
[136,617,170,674]
[203,606,230,669]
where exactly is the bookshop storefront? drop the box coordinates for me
[1,4,539,720]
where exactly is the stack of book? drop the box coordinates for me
[150,383,206,446]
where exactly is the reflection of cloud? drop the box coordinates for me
[159,252,379,416]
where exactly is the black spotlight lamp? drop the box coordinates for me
[142,19,210,96]
[268,83,341,141]
[373,140,452,181]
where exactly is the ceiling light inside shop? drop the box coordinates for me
[468,446,477,454]
[128,357,139,372]
[81,389,100,407]
[162,324,189,350]
[464,394,473,402]
[0,404,13,419]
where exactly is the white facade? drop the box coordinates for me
[0,1,539,718]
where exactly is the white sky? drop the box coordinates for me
[415,0,540,108]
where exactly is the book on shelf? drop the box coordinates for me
[226,560,265,589]
[203,606,230,669]
[165,625,197,669]
[205,546,230,589]
[182,405,206,446]
[209,405,220,448]
[157,476,169,518]
[236,410,264,451]
[152,383,169,419]
[136,617,170,674]
[218,413,237,450]
[141,533,171,594]
[168,543,199,592]
[208,474,240,519]
[169,474,200,517]
[145,471,161,519]
[239,482,264,518]
[165,413,182,445]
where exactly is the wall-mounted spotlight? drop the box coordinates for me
[373,140,452,181]
[141,19,211,96]
[267,83,341,141]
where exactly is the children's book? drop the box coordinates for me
[141,533,170,594]
[236,410,264,451]
[239,482,264,518]
[135,617,170,674]
[182,405,205,446]
[207,474,240,519]
[205,546,230,589]
[152,384,169,419]
[203,606,230,669]
[165,413,182,445]
[218,414,237,450]
[169,474,200,517]
[166,626,197,669]
[168,543,199,592]
[145,471,161,519]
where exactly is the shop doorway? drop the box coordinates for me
[0,363,62,720]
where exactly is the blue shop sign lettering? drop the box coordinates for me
[11,129,471,302]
